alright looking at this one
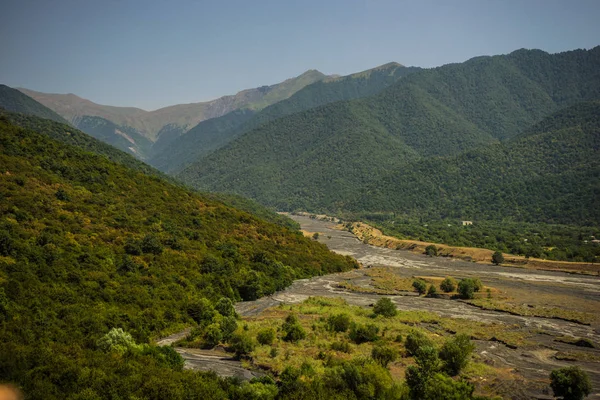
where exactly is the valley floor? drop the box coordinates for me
[163,215,600,399]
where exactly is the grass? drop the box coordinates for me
[232,296,516,399]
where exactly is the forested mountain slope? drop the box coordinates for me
[177,47,600,214]
[348,101,600,225]
[150,62,420,173]
[18,70,328,145]
[0,84,70,124]
[0,116,356,398]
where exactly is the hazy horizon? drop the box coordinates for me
[2,0,599,110]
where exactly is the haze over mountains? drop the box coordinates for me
[2,46,599,228]
[18,69,329,159]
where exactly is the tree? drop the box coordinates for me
[405,330,434,356]
[215,297,236,317]
[405,346,440,399]
[96,328,139,354]
[349,323,379,344]
[440,277,456,293]
[412,279,427,295]
[491,251,504,265]
[203,323,223,348]
[372,344,398,367]
[282,314,306,342]
[373,298,397,317]
[457,279,476,299]
[550,366,592,400]
[439,334,475,375]
[229,332,255,359]
[427,285,437,297]
[327,313,352,332]
[256,328,275,345]
[425,245,438,256]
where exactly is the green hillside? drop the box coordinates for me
[74,115,154,160]
[349,101,600,226]
[2,110,168,181]
[19,70,328,144]
[0,116,356,399]
[177,47,600,215]
[0,84,70,124]
[150,63,419,173]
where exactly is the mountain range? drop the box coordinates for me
[3,46,599,228]
[18,69,329,159]
[176,47,600,225]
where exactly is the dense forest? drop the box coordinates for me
[0,116,357,398]
[0,85,70,125]
[150,62,419,173]
[177,48,600,225]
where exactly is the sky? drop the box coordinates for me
[1,0,599,110]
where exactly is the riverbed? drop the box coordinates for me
[162,215,600,399]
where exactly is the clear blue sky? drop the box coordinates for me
[1,0,599,110]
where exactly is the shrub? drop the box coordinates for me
[427,285,437,297]
[327,313,351,333]
[491,251,504,265]
[372,344,398,367]
[203,323,223,348]
[220,316,238,340]
[425,245,438,256]
[97,328,139,354]
[395,334,403,343]
[331,340,353,353]
[140,234,163,255]
[440,277,456,293]
[215,297,236,317]
[257,328,275,345]
[187,297,216,325]
[412,279,427,295]
[406,346,441,399]
[282,314,306,342]
[439,334,475,375]
[472,278,483,292]
[373,297,397,317]
[457,279,476,299]
[229,333,255,359]
[405,330,434,356]
[349,323,379,344]
[550,366,592,400]
[124,238,142,255]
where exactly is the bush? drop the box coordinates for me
[215,297,236,317]
[472,278,483,292]
[373,297,397,317]
[349,323,380,344]
[405,330,434,356]
[371,344,398,367]
[491,251,504,265]
[406,346,441,399]
[412,279,427,295]
[331,340,353,353]
[550,366,592,400]
[220,316,238,340]
[96,328,139,354]
[426,285,437,297]
[257,328,275,345]
[229,333,255,359]
[327,313,352,332]
[457,279,476,299]
[203,323,223,348]
[439,334,475,375]
[440,277,456,293]
[187,297,216,325]
[141,234,163,255]
[425,245,438,256]
[282,314,306,342]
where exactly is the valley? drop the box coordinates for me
[165,215,600,399]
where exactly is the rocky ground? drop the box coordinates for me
[161,215,600,399]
